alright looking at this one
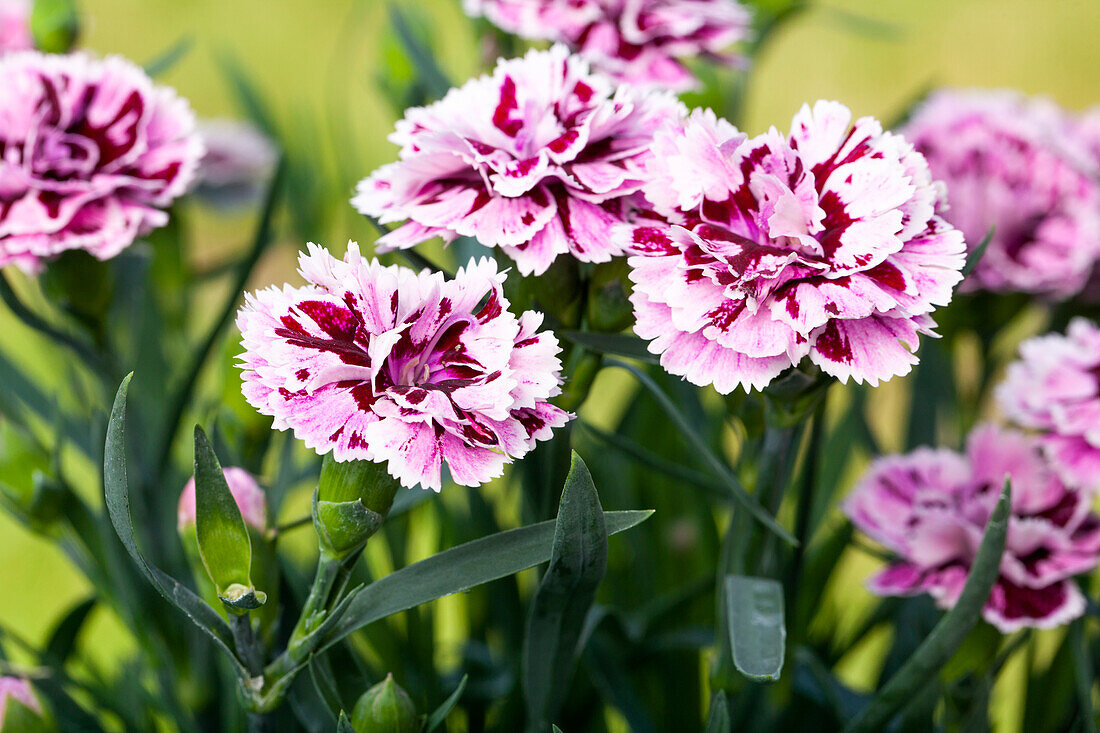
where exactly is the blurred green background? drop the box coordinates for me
[0,0,1097,729]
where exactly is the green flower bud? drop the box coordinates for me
[314,456,401,559]
[30,0,80,54]
[351,674,419,733]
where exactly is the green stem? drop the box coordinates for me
[231,613,265,678]
[287,551,343,651]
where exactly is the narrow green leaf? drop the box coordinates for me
[961,227,995,278]
[725,575,786,681]
[704,692,730,733]
[323,510,653,652]
[524,453,609,723]
[561,331,659,364]
[43,597,96,665]
[194,426,258,605]
[216,52,278,138]
[103,375,247,678]
[143,36,194,78]
[30,0,79,53]
[425,675,468,732]
[388,5,451,99]
[606,359,797,545]
[844,480,1011,733]
[336,711,356,733]
[1071,619,1097,733]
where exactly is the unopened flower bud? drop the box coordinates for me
[351,674,419,733]
[314,456,401,559]
[178,467,267,533]
[0,677,43,733]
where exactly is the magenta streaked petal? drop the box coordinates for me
[354,45,683,274]
[847,424,1100,632]
[237,244,571,491]
[0,52,202,271]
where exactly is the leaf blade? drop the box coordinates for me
[844,480,1012,732]
[725,575,786,681]
[523,453,609,723]
[323,510,652,652]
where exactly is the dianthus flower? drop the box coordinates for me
[178,466,268,532]
[353,45,682,276]
[0,0,31,54]
[194,118,277,208]
[902,89,1100,299]
[996,318,1100,492]
[621,101,965,392]
[237,243,572,490]
[845,425,1100,633]
[463,0,751,92]
[0,52,202,272]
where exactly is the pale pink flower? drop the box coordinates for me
[0,0,31,54]
[621,101,965,393]
[0,52,203,272]
[237,243,572,490]
[353,45,682,276]
[902,89,1100,299]
[845,425,1100,633]
[0,677,40,729]
[996,318,1100,492]
[195,118,277,208]
[463,0,751,92]
[178,466,268,532]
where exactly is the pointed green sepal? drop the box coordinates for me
[194,425,263,612]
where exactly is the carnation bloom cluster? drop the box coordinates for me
[463,0,751,92]
[354,45,682,276]
[237,243,571,490]
[621,101,966,392]
[178,466,268,532]
[0,52,203,271]
[845,425,1100,632]
[902,89,1100,299]
[0,0,31,55]
[997,318,1100,492]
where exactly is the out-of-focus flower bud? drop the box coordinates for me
[0,677,45,733]
[29,0,78,53]
[178,466,267,533]
[351,674,419,733]
[194,119,277,209]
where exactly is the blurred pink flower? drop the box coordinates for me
[0,52,203,272]
[194,118,277,208]
[0,677,40,728]
[0,0,32,54]
[845,425,1100,633]
[902,89,1100,299]
[621,101,965,393]
[463,0,751,92]
[997,318,1100,492]
[178,466,268,532]
[353,45,682,276]
[237,243,571,490]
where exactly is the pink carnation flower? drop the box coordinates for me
[845,425,1100,633]
[463,0,751,92]
[996,318,1100,492]
[178,466,268,532]
[902,89,1100,299]
[0,52,203,272]
[353,45,682,276]
[0,0,32,54]
[621,101,965,392]
[0,677,40,728]
[237,242,572,490]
